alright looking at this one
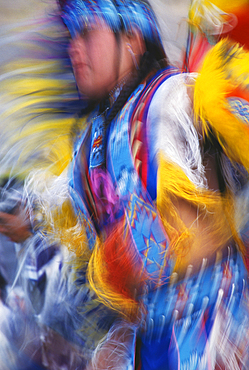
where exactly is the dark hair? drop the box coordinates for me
[104,51,168,129]
[132,0,168,68]
[104,0,169,127]
[104,3,169,129]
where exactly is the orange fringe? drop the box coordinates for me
[88,218,147,322]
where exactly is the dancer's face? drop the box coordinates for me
[68,22,144,101]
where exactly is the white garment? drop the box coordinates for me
[147,72,207,188]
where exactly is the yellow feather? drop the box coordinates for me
[156,153,244,272]
[194,39,249,170]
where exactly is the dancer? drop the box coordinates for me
[52,0,249,369]
[1,0,249,369]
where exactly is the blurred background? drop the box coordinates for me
[0,0,190,65]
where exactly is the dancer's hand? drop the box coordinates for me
[0,208,32,243]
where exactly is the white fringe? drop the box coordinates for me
[91,321,136,370]
[147,72,207,189]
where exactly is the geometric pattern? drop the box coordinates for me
[125,189,171,279]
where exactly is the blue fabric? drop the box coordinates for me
[69,69,249,369]
[139,249,248,369]
[106,75,175,279]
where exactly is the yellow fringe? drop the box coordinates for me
[0,35,81,179]
[194,38,249,170]
[39,198,92,270]
[157,153,242,272]
[40,200,140,320]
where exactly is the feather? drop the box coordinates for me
[194,39,249,170]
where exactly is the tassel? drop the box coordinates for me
[157,153,243,272]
